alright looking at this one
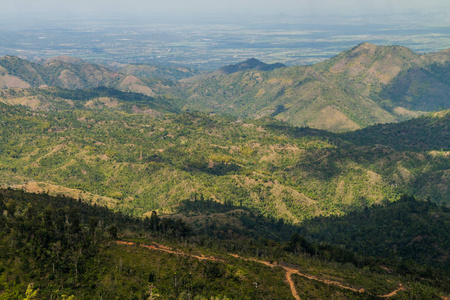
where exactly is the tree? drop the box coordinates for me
[43,205,54,228]
[108,225,118,239]
[89,217,98,235]
[69,209,81,234]
[23,283,38,300]
[150,211,159,231]
[287,233,314,255]
[0,193,5,210]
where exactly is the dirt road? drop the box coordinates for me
[116,240,405,299]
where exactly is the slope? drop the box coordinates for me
[1,189,449,299]
[182,43,450,132]
[218,58,287,75]
[0,101,448,223]
[0,55,164,96]
[299,194,450,270]
[0,86,179,115]
[2,44,448,133]
[108,61,203,81]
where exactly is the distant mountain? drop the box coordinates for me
[218,58,286,75]
[182,43,450,132]
[41,55,85,65]
[0,55,156,96]
[0,86,179,115]
[316,43,450,112]
[107,62,202,81]
[1,44,449,133]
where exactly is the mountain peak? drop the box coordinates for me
[242,58,263,64]
[317,42,422,82]
[1,55,23,62]
[356,42,377,50]
[218,58,286,75]
[347,42,379,58]
[348,42,416,59]
[43,56,85,65]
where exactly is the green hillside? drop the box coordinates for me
[300,194,450,269]
[0,56,165,96]
[2,44,449,133]
[0,45,449,298]
[0,101,448,223]
[217,58,286,75]
[0,86,179,115]
[109,62,203,81]
[340,110,450,151]
[181,43,450,131]
[1,189,448,299]
[0,45,448,294]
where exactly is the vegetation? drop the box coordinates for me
[182,43,449,131]
[111,63,203,81]
[0,43,449,298]
[340,110,450,151]
[217,58,286,75]
[0,86,178,116]
[0,56,163,96]
[300,195,450,269]
[0,189,448,299]
[0,101,448,221]
[2,43,449,132]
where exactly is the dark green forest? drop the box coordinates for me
[1,100,448,222]
[1,189,449,299]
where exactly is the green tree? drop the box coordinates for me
[89,217,98,235]
[23,283,38,300]
[108,225,118,239]
[150,211,159,231]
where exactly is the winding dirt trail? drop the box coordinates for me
[116,240,405,299]
[285,269,301,300]
[115,240,223,262]
[229,254,366,296]
[378,284,405,298]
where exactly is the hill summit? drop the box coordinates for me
[0,55,155,95]
[218,58,286,75]
[183,43,450,131]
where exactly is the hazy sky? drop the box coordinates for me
[3,0,450,18]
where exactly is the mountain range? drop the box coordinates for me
[0,43,450,299]
[0,55,156,95]
[1,43,449,132]
[107,61,203,81]
[217,58,287,75]
[182,43,450,131]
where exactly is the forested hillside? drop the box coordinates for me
[182,43,450,131]
[0,43,449,299]
[1,189,449,299]
[300,194,450,269]
[0,101,448,222]
[2,43,449,132]
[0,56,167,96]
[108,62,203,81]
[0,86,179,115]
[341,110,450,151]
